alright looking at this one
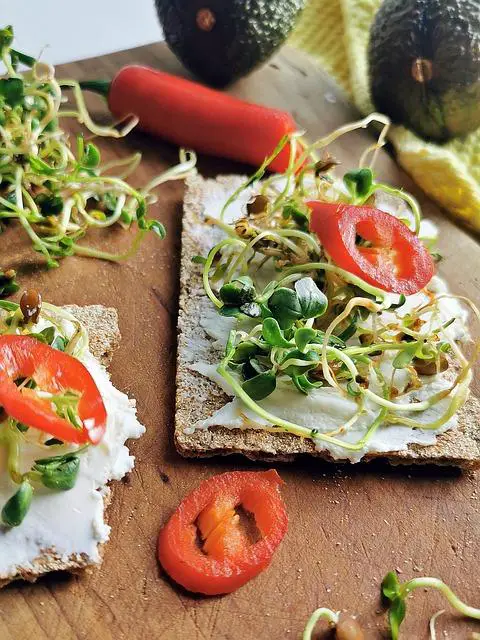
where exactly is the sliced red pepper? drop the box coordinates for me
[157,470,288,595]
[308,202,435,295]
[0,335,107,444]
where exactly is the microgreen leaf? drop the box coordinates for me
[28,156,57,175]
[147,219,166,239]
[192,255,207,265]
[81,142,100,168]
[294,327,317,352]
[268,287,302,330]
[10,48,36,69]
[389,294,406,310]
[291,373,323,394]
[29,326,56,345]
[1,480,33,527]
[0,25,14,51]
[36,193,64,216]
[344,168,374,200]
[231,341,258,364]
[242,357,265,380]
[241,370,277,401]
[382,571,401,601]
[392,347,416,369]
[33,454,80,491]
[282,204,309,229]
[346,381,361,397]
[0,77,24,107]
[262,317,292,348]
[220,276,256,306]
[294,277,327,319]
[388,598,406,640]
[281,349,319,377]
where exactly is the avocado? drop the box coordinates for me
[155,0,306,86]
[368,0,480,142]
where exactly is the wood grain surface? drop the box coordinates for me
[0,43,479,640]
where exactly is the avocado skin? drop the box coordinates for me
[368,0,480,142]
[155,0,305,87]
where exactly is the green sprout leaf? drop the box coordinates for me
[220,276,256,306]
[382,571,401,601]
[294,277,327,319]
[241,370,277,401]
[33,454,80,491]
[389,294,406,310]
[268,287,302,329]
[231,341,258,364]
[291,373,323,394]
[392,346,416,369]
[28,156,57,175]
[10,48,36,69]
[0,25,14,51]
[192,255,207,265]
[344,168,374,201]
[29,326,56,345]
[262,317,292,348]
[281,349,319,377]
[81,142,100,168]
[282,203,309,229]
[1,480,33,527]
[147,219,166,239]
[36,193,64,216]
[0,77,24,107]
[388,597,406,640]
[294,327,317,352]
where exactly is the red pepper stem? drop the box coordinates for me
[79,80,111,98]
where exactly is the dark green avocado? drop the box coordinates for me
[155,0,306,86]
[368,0,480,142]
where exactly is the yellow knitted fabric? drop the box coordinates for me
[290,0,480,230]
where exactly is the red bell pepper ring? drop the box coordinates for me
[157,470,288,595]
[308,202,435,295]
[0,335,107,444]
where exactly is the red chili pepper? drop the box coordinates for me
[308,202,435,295]
[157,470,288,595]
[80,66,300,173]
[0,335,107,444]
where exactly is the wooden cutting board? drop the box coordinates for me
[0,43,479,640]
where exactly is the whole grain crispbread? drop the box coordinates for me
[0,305,121,588]
[175,175,480,470]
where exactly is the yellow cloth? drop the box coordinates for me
[290,0,480,230]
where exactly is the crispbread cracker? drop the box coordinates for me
[0,305,121,588]
[175,175,480,469]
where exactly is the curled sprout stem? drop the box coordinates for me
[302,608,339,640]
[400,578,480,620]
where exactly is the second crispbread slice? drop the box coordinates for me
[175,174,480,470]
[0,304,120,588]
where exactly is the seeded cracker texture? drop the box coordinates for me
[0,305,124,588]
[175,174,480,469]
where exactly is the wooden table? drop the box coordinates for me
[0,43,479,640]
